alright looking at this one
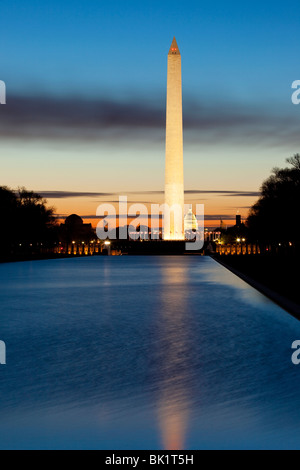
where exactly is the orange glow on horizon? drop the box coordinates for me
[50,194,253,230]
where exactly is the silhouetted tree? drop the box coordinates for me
[16,188,57,245]
[247,154,300,245]
[0,186,57,257]
[0,186,18,254]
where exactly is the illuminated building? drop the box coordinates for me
[184,208,198,232]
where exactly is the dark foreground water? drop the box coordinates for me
[0,256,300,449]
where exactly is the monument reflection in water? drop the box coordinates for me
[1,257,300,449]
[157,262,191,449]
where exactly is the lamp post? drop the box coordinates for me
[104,240,111,256]
[236,238,241,255]
[242,238,246,255]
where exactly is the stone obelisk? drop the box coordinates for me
[164,37,184,240]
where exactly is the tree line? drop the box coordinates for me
[0,186,57,257]
[247,154,300,246]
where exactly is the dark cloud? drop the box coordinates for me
[184,190,260,197]
[40,191,116,199]
[56,213,236,221]
[0,93,298,147]
[203,215,237,221]
[40,189,259,199]
[0,95,164,140]
[222,192,260,197]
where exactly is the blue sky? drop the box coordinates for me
[2,0,299,100]
[0,0,300,226]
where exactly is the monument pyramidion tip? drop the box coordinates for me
[169,37,180,55]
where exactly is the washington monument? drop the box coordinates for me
[164,37,184,240]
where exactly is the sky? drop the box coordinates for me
[0,0,300,228]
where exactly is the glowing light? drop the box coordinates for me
[104,241,111,246]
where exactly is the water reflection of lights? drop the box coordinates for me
[158,262,191,450]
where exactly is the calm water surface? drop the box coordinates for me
[0,256,300,449]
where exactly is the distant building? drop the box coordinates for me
[59,214,94,244]
[220,219,226,231]
[204,228,221,242]
[184,208,198,232]
[236,213,242,227]
[219,212,248,245]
